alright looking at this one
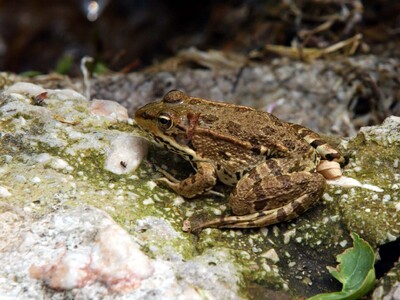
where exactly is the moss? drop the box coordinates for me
[341,131,400,246]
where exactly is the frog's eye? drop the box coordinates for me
[157,113,173,130]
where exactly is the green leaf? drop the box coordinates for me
[308,232,376,300]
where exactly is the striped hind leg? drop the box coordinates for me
[190,194,312,231]
[189,166,326,232]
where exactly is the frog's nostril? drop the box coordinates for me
[135,109,148,120]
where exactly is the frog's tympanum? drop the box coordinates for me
[134,90,344,232]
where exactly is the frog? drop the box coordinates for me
[134,90,345,232]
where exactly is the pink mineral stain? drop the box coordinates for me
[30,223,154,293]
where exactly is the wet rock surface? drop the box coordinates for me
[0,82,399,299]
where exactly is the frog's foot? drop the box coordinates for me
[203,190,225,198]
[156,162,218,199]
[188,193,313,232]
[155,166,180,183]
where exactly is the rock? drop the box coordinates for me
[90,99,129,121]
[104,135,148,175]
[29,213,154,293]
[0,82,399,299]
[0,83,241,299]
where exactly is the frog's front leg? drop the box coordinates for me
[189,159,325,231]
[157,161,218,198]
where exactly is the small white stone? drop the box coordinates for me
[19,116,26,126]
[260,227,268,237]
[14,175,27,183]
[4,155,13,163]
[272,226,280,237]
[283,229,296,244]
[172,196,184,206]
[261,262,271,272]
[104,135,148,175]
[339,240,348,247]
[36,153,53,164]
[0,186,12,197]
[261,249,280,263]
[51,158,70,170]
[371,194,379,200]
[330,215,339,222]
[383,195,391,202]
[185,210,194,217]
[6,82,46,97]
[146,181,157,190]
[142,198,154,205]
[393,159,399,168]
[387,232,397,242]
[322,193,333,202]
[68,131,83,140]
[212,208,222,216]
[46,89,87,101]
[90,99,129,121]
[395,202,400,211]
[31,177,41,183]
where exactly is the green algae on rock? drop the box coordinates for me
[341,116,400,246]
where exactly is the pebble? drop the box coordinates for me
[90,99,129,121]
[104,135,148,175]
[0,186,12,197]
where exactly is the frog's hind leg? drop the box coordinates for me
[189,167,325,232]
[190,193,310,231]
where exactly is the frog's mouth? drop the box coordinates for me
[150,132,197,162]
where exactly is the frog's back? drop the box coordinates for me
[194,101,311,158]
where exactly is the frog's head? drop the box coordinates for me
[134,90,199,157]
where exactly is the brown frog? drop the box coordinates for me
[134,90,344,232]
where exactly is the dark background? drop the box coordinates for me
[1,0,399,76]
